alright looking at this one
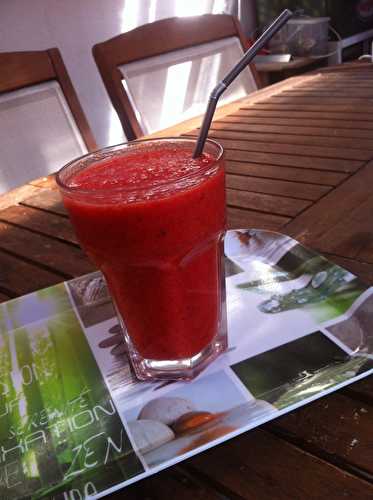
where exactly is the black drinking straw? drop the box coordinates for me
[193,9,293,158]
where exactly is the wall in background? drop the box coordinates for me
[1,0,256,148]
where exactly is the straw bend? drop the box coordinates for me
[210,81,228,101]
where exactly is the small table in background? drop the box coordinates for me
[255,56,326,86]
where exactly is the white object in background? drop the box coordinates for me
[254,54,292,63]
[328,27,373,65]
[0,81,87,194]
[119,37,257,136]
[358,39,373,62]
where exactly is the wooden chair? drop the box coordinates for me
[93,14,260,141]
[0,48,97,194]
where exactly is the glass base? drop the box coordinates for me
[128,334,227,381]
[117,310,228,381]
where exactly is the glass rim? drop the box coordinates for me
[56,136,224,196]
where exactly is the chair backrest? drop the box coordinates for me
[0,49,97,194]
[93,14,260,140]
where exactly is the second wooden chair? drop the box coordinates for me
[93,14,260,141]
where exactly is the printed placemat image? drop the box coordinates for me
[231,331,373,409]
[0,285,143,500]
[121,370,277,469]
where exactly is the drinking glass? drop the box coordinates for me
[57,138,227,380]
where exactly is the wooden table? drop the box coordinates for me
[3,62,373,499]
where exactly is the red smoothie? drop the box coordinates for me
[59,140,226,363]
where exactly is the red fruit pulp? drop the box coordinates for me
[62,144,226,360]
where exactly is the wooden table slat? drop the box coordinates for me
[249,102,373,114]
[226,173,331,201]
[20,189,67,216]
[284,160,373,247]
[0,184,40,211]
[227,206,290,230]
[295,84,373,90]
[0,250,65,296]
[121,468,222,500]
[344,376,373,405]
[187,429,373,500]
[237,108,373,122]
[216,117,373,140]
[280,90,373,98]
[271,392,373,477]
[226,161,347,187]
[209,126,373,152]
[29,174,58,189]
[0,205,78,244]
[309,72,373,78]
[191,134,372,161]
[229,113,373,131]
[227,188,311,217]
[0,292,12,303]
[312,75,373,80]
[224,147,363,173]
[272,96,373,104]
[0,221,95,277]
[357,241,373,265]
[315,195,373,260]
